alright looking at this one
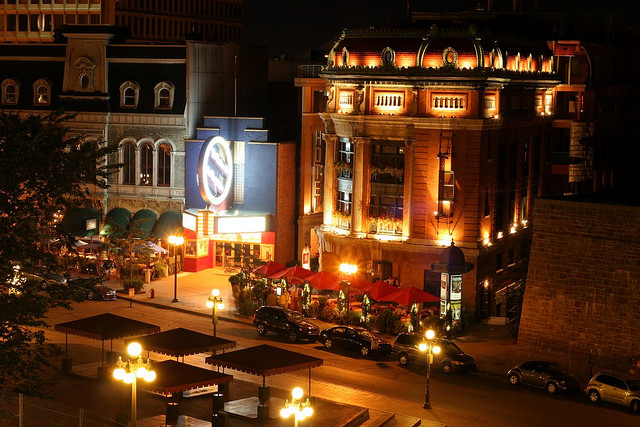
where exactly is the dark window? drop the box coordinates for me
[157,143,171,186]
[139,143,153,185]
[158,88,171,108]
[484,187,490,217]
[123,87,136,107]
[122,142,136,185]
[371,142,404,184]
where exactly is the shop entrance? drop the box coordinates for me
[214,242,271,268]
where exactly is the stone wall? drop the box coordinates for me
[518,198,640,375]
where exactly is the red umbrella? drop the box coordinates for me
[305,271,341,291]
[364,281,399,301]
[267,265,313,283]
[253,261,286,276]
[380,286,440,306]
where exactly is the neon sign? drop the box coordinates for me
[198,136,233,207]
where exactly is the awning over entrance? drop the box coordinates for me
[131,209,158,237]
[59,207,100,237]
[100,207,131,237]
[152,211,182,239]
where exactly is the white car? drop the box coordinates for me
[585,371,640,413]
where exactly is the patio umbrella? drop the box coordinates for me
[267,265,313,284]
[305,271,340,291]
[381,286,440,306]
[253,261,286,276]
[364,280,399,301]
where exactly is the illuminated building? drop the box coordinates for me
[182,117,295,271]
[0,0,242,43]
[296,24,567,320]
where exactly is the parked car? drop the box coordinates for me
[393,332,476,373]
[85,284,117,301]
[507,360,578,394]
[33,266,68,287]
[68,277,115,301]
[585,371,640,412]
[252,306,320,342]
[320,326,393,357]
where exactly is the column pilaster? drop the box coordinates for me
[403,138,415,239]
[351,137,370,237]
[322,134,338,231]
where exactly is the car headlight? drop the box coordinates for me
[452,361,463,365]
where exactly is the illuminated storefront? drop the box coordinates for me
[183,117,295,272]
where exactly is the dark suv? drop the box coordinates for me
[252,306,320,343]
[393,333,476,373]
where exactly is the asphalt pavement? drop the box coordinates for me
[102,267,570,382]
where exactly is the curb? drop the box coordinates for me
[116,294,253,326]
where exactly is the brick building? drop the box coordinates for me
[518,198,640,374]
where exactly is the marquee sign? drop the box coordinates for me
[198,136,233,207]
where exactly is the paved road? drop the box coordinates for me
[39,299,640,427]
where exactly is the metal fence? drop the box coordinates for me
[0,393,126,427]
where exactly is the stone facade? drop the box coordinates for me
[518,198,640,374]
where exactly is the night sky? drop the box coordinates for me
[243,0,408,58]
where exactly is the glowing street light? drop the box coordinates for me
[206,288,224,337]
[419,329,441,409]
[280,387,313,427]
[113,342,156,427]
[339,263,358,325]
[168,235,184,302]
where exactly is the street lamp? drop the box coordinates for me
[206,288,224,337]
[419,329,441,409]
[280,387,313,427]
[168,235,184,302]
[339,263,358,325]
[113,342,156,427]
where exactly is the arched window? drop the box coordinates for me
[120,81,140,108]
[33,79,52,106]
[157,142,171,186]
[139,142,153,186]
[154,81,175,109]
[122,141,136,185]
[1,78,19,105]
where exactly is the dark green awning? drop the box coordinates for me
[131,209,158,237]
[59,207,100,237]
[100,207,131,237]
[152,211,182,239]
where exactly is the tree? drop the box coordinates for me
[0,112,119,395]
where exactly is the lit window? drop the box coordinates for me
[1,79,19,105]
[120,81,140,108]
[139,142,153,186]
[33,79,52,106]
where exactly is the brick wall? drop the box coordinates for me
[518,198,640,374]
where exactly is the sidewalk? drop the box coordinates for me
[103,267,537,381]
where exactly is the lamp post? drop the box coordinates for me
[419,329,441,409]
[280,387,313,427]
[113,342,156,427]
[168,235,184,302]
[206,288,224,337]
[339,263,357,325]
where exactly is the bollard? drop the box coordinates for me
[150,288,155,299]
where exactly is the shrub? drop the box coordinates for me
[153,260,168,278]
[306,301,320,319]
[122,278,144,293]
[320,305,337,322]
[374,309,399,334]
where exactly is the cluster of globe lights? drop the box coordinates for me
[280,387,314,421]
[113,342,156,383]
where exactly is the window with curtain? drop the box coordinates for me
[139,143,153,185]
[157,143,171,186]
